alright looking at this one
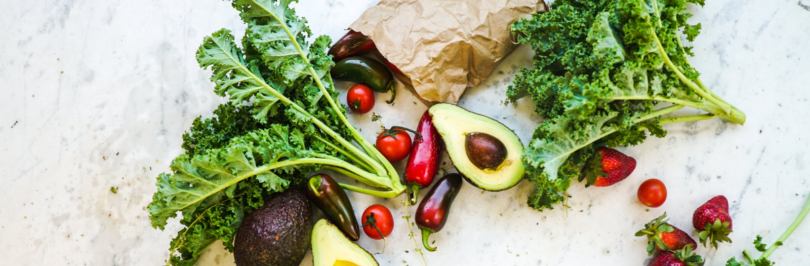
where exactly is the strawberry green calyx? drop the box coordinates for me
[637,213,697,256]
[698,219,733,248]
[673,245,705,266]
[636,213,675,255]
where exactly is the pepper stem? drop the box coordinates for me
[421,228,436,252]
[308,176,322,198]
[385,81,397,104]
[410,185,420,205]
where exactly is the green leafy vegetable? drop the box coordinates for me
[508,0,746,211]
[725,194,810,266]
[147,1,406,265]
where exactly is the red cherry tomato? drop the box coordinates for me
[361,204,394,240]
[376,128,412,162]
[638,178,667,207]
[346,84,374,114]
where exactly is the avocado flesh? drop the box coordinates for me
[429,104,524,191]
[312,219,379,266]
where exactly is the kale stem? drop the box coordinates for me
[674,35,736,109]
[658,114,715,125]
[339,183,401,198]
[650,29,732,115]
[312,134,375,173]
[260,1,401,192]
[635,104,684,123]
[214,39,385,176]
[636,114,714,132]
[611,95,744,125]
[321,165,389,189]
[761,193,810,259]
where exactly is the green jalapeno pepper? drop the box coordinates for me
[331,56,396,103]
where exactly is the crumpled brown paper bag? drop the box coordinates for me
[349,0,546,104]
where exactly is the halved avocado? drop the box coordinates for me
[429,104,524,191]
[312,219,379,266]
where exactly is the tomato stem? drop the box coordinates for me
[385,126,423,142]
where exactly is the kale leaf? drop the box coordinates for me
[509,0,745,211]
[148,1,406,265]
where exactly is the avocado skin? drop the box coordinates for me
[234,189,312,266]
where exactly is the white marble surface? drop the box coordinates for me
[2,0,810,265]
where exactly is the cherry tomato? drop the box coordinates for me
[346,84,374,114]
[638,178,667,207]
[361,204,394,240]
[376,128,412,162]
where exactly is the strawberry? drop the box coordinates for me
[692,195,733,248]
[649,246,704,266]
[591,147,636,187]
[636,213,698,255]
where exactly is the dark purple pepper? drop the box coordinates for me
[306,174,361,241]
[414,173,463,252]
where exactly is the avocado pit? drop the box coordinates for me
[465,132,507,170]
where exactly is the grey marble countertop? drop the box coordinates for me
[2,0,810,265]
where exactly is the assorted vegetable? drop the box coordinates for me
[404,111,442,204]
[306,174,361,241]
[465,132,508,171]
[328,30,377,62]
[508,0,746,211]
[362,204,394,240]
[375,127,414,162]
[233,189,311,266]
[346,84,375,114]
[693,195,733,248]
[332,56,397,102]
[590,147,636,187]
[636,213,697,255]
[312,219,380,266]
[429,104,525,191]
[142,0,802,265]
[416,173,463,252]
[648,245,704,266]
[329,30,403,75]
[639,179,668,208]
[147,1,407,264]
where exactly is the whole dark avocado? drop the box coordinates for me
[233,189,311,266]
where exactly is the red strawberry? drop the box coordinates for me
[636,213,698,255]
[649,246,704,266]
[593,147,636,187]
[692,195,733,248]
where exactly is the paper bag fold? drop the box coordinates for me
[349,0,545,104]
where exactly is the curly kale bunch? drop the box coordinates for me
[148,1,407,265]
[508,0,745,211]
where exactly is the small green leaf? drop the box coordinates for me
[753,235,767,252]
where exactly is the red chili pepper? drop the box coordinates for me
[382,57,403,76]
[415,173,462,252]
[328,30,377,62]
[404,111,442,204]
[330,31,404,76]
